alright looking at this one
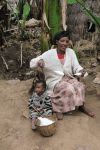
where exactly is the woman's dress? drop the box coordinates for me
[50,53,85,113]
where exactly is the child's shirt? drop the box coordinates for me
[28,91,52,118]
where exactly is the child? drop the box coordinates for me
[28,80,52,129]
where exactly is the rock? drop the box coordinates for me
[85,86,97,95]
[96,72,100,78]
[93,78,100,84]
[93,73,100,84]
[97,55,100,60]
[8,60,14,64]
[22,111,29,119]
[34,146,39,149]
[19,18,42,28]
[26,72,31,76]
[92,62,98,67]
[26,71,34,76]
[6,79,20,84]
[85,69,93,75]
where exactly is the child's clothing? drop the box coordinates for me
[28,91,52,118]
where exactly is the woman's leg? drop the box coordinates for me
[32,117,36,129]
[79,103,94,117]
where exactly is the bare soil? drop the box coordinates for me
[0,27,100,150]
[0,76,100,150]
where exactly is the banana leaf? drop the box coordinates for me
[41,0,63,53]
[23,3,30,29]
[76,0,100,32]
[45,0,62,38]
[67,0,77,4]
[73,47,79,62]
[83,9,100,32]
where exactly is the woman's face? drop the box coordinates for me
[56,37,69,52]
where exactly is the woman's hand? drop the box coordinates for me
[79,69,86,77]
[38,59,45,69]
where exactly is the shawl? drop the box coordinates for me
[30,48,83,94]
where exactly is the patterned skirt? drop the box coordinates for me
[50,75,85,113]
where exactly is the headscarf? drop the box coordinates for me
[53,30,70,45]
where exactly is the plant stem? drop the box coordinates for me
[4,0,19,22]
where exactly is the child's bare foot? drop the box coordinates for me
[79,106,94,117]
[56,112,63,120]
[32,125,36,130]
[32,117,36,130]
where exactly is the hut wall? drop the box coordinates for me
[67,0,100,45]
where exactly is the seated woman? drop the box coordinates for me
[30,30,94,120]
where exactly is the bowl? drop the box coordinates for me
[35,116,57,137]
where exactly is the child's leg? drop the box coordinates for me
[32,117,36,129]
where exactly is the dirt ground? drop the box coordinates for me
[0,26,100,150]
[0,73,100,150]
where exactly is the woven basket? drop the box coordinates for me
[35,116,57,137]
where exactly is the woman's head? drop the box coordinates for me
[53,30,70,45]
[53,31,70,53]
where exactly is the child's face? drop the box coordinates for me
[34,83,45,96]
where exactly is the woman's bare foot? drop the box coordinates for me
[56,112,64,120]
[79,106,94,117]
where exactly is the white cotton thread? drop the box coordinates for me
[38,117,55,126]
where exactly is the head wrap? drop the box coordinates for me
[53,30,70,45]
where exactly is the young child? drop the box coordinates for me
[28,80,52,130]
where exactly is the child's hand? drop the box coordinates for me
[37,107,43,112]
[37,106,47,111]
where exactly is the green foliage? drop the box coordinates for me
[83,9,100,32]
[73,47,79,62]
[11,4,19,24]
[5,0,19,21]
[48,0,62,38]
[5,0,30,39]
[41,0,62,53]
[40,33,51,53]
[67,0,77,4]
[30,0,33,5]
[24,31,29,39]
[21,2,30,31]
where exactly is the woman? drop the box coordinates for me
[30,31,94,120]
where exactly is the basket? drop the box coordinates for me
[35,116,57,137]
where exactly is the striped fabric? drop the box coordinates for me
[28,92,52,118]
